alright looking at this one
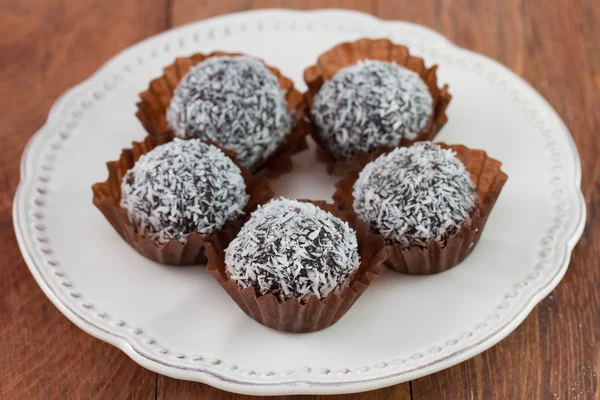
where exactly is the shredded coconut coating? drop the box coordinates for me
[312,60,433,160]
[120,139,249,245]
[225,198,360,303]
[353,142,477,248]
[166,56,293,170]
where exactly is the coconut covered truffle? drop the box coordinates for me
[224,198,360,303]
[352,142,477,248]
[120,139,248,245]
[311,59,433,160]
[166,56,293,170]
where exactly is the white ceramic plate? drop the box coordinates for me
[13,9,585,396]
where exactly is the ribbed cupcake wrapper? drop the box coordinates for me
[333,143,508,275]
[205,201,386,333]
[136,51,310,179]
[303,38,453,176]
[91,135,274,266]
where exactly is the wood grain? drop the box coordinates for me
[0,0,165,399]
[1,0,599,399]
[170,0,375,25]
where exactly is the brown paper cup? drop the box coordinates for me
[304,38,453,175]
[136,51,310,179]
[91,135,274,266]
[205,201,386,333]
[333,143,508,275]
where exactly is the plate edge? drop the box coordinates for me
[11,8,587,396]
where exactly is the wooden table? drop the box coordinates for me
[1,0,598,398]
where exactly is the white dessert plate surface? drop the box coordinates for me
[13,9,585,395]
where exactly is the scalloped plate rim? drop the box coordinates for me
[12,8,586,395]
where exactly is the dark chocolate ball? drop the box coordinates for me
[120,139,248,244]
[312,59,433,160]
[167,56,292,170]
[352,142,477,247]
[225,198,360,303]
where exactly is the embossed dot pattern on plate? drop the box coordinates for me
[12,10,585,394]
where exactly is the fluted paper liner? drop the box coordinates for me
[205,201,386,333]
[136,51,310,179]
[333,143,508,275]
[304,38,453,175]
[91,135,274,266]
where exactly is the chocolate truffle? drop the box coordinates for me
[120,139,248,245]
[224,198,360,303]
[166,56,293,170]
[311,59,433,160]
[352,142,477,247]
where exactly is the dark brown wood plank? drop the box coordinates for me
[170,0,375,26]
[1,0,599,399]
[0,0,168,399]
[156,383,410,400]
[376,0,600,398]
